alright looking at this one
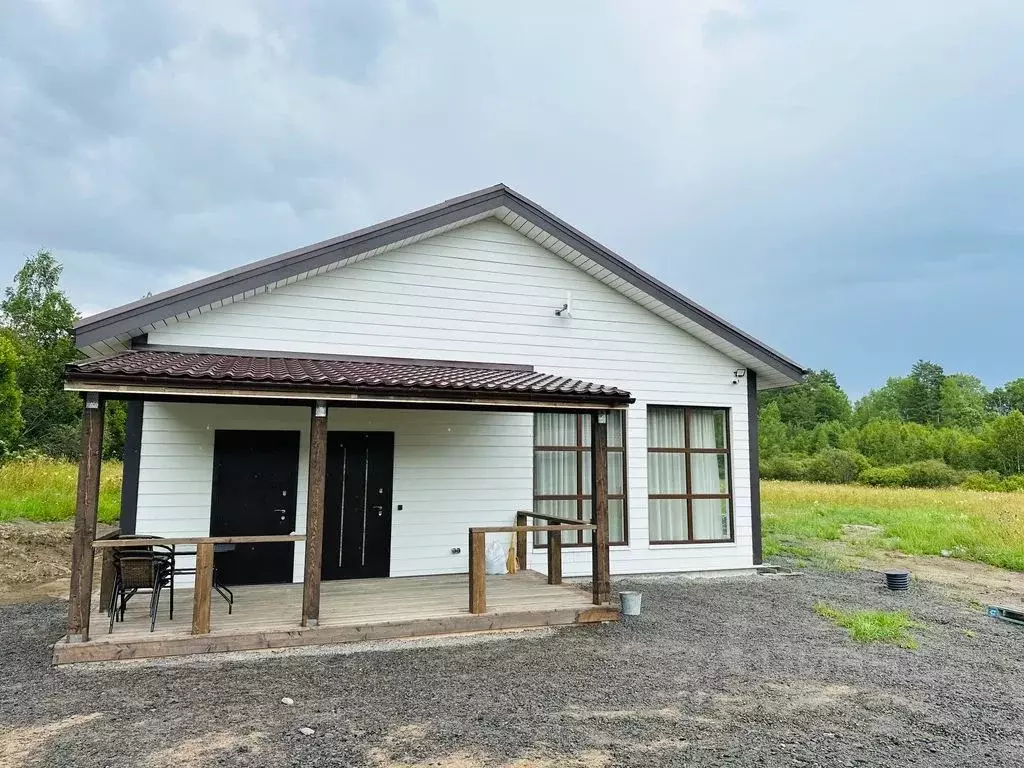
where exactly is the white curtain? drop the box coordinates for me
[647,407,687,541]
[536,413,576,446]
[534,450,576,495]
[534,449,577,546]
[534,414,578,543]
[649,498,686,541]
[647,406,684,448]
[608,499,624,542]
[534,412,626,545]
[689,410,730,540]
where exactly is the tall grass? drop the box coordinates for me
[0,458,122,524]
[763,481,1024,571]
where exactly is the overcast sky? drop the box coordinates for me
[1,1,1021,396]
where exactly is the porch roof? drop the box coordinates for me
[65,349,634,410]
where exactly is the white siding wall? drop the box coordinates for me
[327,408,533,577]
[136,404,531,581]
[142,217,754,576]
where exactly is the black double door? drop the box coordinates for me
[210,430,300,585]
[322,431,395,580]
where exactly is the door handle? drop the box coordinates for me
[372,505,384,517]
[274,508,287,521]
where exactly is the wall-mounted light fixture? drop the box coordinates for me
[554,291,573,318]
[732,368,746,385]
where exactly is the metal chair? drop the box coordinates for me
[107,548,174,633]
[171,543,235,615]
[109,535,177,618]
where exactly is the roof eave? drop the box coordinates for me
[63,372,635,410]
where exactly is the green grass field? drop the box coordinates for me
[0,458,122,524]
[763,481,1024,572]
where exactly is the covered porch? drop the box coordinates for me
[56,350,630,664]
[53,571,615,664]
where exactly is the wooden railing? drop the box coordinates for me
[513,510,586,572]
[92,535,305,635]
[467,519,596,615]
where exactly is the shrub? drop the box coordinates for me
[1003,475,1024,491]
[805,449,868,484]
[960,471,1024,492]
[860,465,910,487]
[761,454,810,481]
[0,335,22,451]
[960,470,1001,491]
[904,459,960,488]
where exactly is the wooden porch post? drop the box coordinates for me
[302,400,328,627]
[590,411,611,605]
[191,542,214,634]
[515,511,529,572]
[67,393,105,642]
[546,525,562,585]
[468,529,486,614]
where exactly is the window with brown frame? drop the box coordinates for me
[647,406,733,544]
[533,412,627,547]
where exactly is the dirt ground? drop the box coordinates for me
[0,521,116,605]
[800,522,1024,610]
[1,562,1023,767]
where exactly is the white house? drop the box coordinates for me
[58,184,805,663]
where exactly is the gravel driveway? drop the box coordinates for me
[2,567,1022,767]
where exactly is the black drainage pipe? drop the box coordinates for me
[884,570,911,591]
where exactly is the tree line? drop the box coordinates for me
[0,250,125,461]
[759,362,1024,490]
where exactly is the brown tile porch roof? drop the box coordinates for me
[67,350,633,405]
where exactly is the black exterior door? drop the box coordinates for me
[322,432,395,580]
[210,430,300,585]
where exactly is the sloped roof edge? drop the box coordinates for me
[75,184,807,384]
[75,184,508,346]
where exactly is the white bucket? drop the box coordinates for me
[619,591,642,616]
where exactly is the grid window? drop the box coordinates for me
[533,412,627,546]
[647,406,733,543]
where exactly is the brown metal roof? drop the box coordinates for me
[67,350,633,405]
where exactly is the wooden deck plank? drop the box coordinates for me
[55,572,615,663]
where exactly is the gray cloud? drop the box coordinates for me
[0,0,1022,394]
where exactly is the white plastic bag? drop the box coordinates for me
[485,540,507,575]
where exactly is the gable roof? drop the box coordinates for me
[75,184,807,388]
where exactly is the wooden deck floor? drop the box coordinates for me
[53,572,618,664]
